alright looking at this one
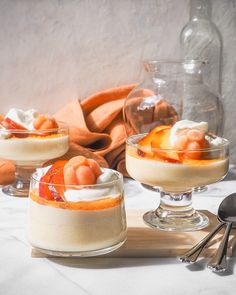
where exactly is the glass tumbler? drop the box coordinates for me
[28,168,127,257]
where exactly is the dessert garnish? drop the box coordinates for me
[0,108,58,138]
[137,120,219,163]
[38,156,117,202]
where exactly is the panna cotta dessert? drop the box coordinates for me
[0,108,69,197]
[0,108,69,165]
[28,156,127,256]
[126,120,229,192]
[126,120,229,231]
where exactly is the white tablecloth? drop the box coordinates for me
[1,169,236,295]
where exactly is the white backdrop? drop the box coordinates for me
[0,0,235,160]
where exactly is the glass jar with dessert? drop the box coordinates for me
[126,120,229,231]
[0,108,69,197]
[28,156,127,256]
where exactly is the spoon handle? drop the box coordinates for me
[207,222,233,272]
[179,222,225,263]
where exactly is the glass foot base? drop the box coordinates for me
[2,179,30,197]
[32,239,127,257]
[194,186,208,193]
[143,210,209,232]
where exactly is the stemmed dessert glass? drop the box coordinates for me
[124,59,228,231]
[0,122,69,197]
[123,59,224,194]
[126,134,229,231]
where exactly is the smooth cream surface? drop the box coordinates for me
[0,135,69,164]
[126,153,229,192]
[28,198,127,252]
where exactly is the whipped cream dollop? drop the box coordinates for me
[63,169,118,202]
[0,127,11,139]
[207,136,226,148]
[170,120,208,146]
[5,108,39,130]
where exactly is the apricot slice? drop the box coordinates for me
[63,156,101,186]
[64,164,78,186]
[184,141,202,160]
[1,117,28,138]
[63,156,89,185]
[34,115,58,130]
[151,128,180,162]
[175,135,188,150]
[186,129,204,143]
[66,155,88,170]
[87,159,102,178]
[75,165,96,185]
[0,114,4,123]
[39,160,68,201]
[138,125,171,147]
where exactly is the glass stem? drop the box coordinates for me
[15,165,38,184]
[156,190,195,218]
[2,164,42,197]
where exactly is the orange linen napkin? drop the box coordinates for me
[54,84,136,175]
[0,84,135,185]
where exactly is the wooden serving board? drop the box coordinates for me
[32,210,236,258]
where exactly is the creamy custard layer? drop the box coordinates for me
[126,153,229,192]
[0,135,69,163]
[28,194,127,252]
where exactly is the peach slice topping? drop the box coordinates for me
[0,117,28,138]
[0,114,4,123]
[39,160,68,201]
[39,157,103,201]
[63,156,102,186]
[138,125,171,147]
[137,125,172,159]
[174,128,208,160]
[137,124,209,162]
[34,115,58,130]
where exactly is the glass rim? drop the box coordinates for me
[31,167,123,189]
[126,133,229,153]
[143,58,207,64]
[0,120,68,134]
[143,59,208,66]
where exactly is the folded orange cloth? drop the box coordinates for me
[54,84,136,175]
[0,84,135,185]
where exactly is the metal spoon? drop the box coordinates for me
[180,193,236,267]
[207,193,236,272]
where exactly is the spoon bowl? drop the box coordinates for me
[218,193,236,225]
[207,193,236,272]
[180,193,236,268]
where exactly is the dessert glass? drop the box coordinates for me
[28,169,127,257]
[123,59,224,194]
[0,122,69,197]
[126,134,229,231]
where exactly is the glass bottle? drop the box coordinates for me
[182,60,224,136]
[180,0,222,94]
[123,60,223,138]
